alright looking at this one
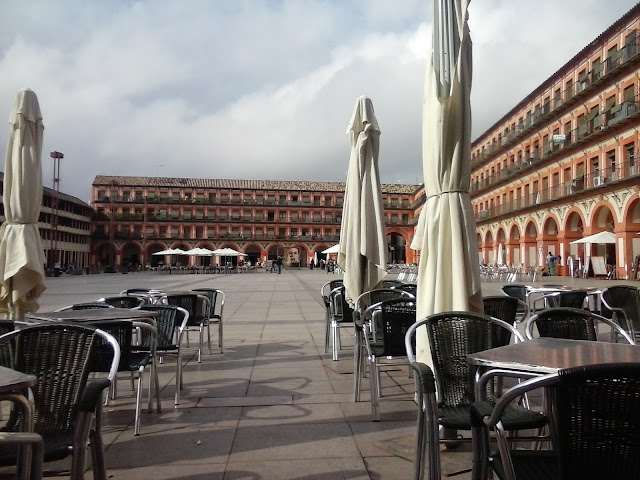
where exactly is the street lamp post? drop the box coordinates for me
[49,151,63,272]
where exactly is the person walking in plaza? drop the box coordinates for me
[276,256,283,274]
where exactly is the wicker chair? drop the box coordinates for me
[138,305,189,404]
[163,293,211,363]
[353,290,414,402]
[381,279,405,289]
[395,283,418,297]
[600,285,640,340]
[55,303,114,312]
[499,284,527,303]
[483,296,529,329]
[531,290,588,312]
[0,323,119,480]
[525,307,635,344]
[321,280,343,354]
[89,320,159,436]
[327,285,355,361]
[363,299,416,421]
[97,296,145,309]
[471,363,640,480]
[192,288,225,353]
[406,312,547,480]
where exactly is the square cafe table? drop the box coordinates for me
[467,337,640,376]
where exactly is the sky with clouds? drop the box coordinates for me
[0,0,637,202]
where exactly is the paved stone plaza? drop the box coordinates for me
[18,269,631,479]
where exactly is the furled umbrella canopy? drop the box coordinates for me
[337,96,388,306]
[0,88,46,318]
[411,0,482,366]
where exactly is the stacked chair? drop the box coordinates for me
[353,289,414,402]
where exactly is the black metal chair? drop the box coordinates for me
[163,293,211,363]
[192,288,225,353]
[362,299,416,421]
[97,296,145,309]
[353,289,415,402]
[138,305,189,405]
[0,323,119,480]
[321,280,343,354]
[600,285,640,340]
[381,279,405,289]
[327,285,355,361]
[89,319,159,436]
[483,296,529,329]
[471,363,640,480]
[524,307,635,344]
[499,285,527,303]
[531,290,588,312]
[406,312,547,480]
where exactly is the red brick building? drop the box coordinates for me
[470,4,640,278]
[90,176,421,269]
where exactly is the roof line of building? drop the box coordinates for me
[472,2,640,148]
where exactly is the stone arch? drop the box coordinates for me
[484,230,495,264]
[147,242,169,267]
[589,202,616,265]
[386,231,407,264]
[122,242,142,269]
[523,220,540,267]
[508,223,522,266]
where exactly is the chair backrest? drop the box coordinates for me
[56,303,114,312]
[321,280,343,308]
[423,311,520,407]
[329,286,354,322]
[120,288,151,296]
[553,364,640,478]
[525,307,634,344]
[483,296,522,328]
[99,296,145,309]
[356,288,413,313]
[395,283,417,297]
[554,290,588,308]
[500,284,527,302]
[165,294,209,326]
[89,320,136,373]
[0,324,116,435]
[381,280,404,289]
[601,285,640,336]
[139,305,189,349]
[375,299,417,357]
[192,288,216,315]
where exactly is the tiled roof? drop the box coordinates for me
[0,172,90,207]
[93,175,419,194]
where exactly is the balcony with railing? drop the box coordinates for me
[474,159,639,223]
[471,37,640,168]
[471,98,640,195]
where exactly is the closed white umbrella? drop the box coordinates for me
[411,0,482,366]
[0,89,46,319]
[337,96,388,305]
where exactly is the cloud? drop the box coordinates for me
[0,0,635,201]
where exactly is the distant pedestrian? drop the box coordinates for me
[276,256,283,274]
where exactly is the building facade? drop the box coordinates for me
[0,173,92,270]
[470,4,640,278]
[90,176,421,269]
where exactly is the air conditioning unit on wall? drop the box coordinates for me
[593,176,605,186]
